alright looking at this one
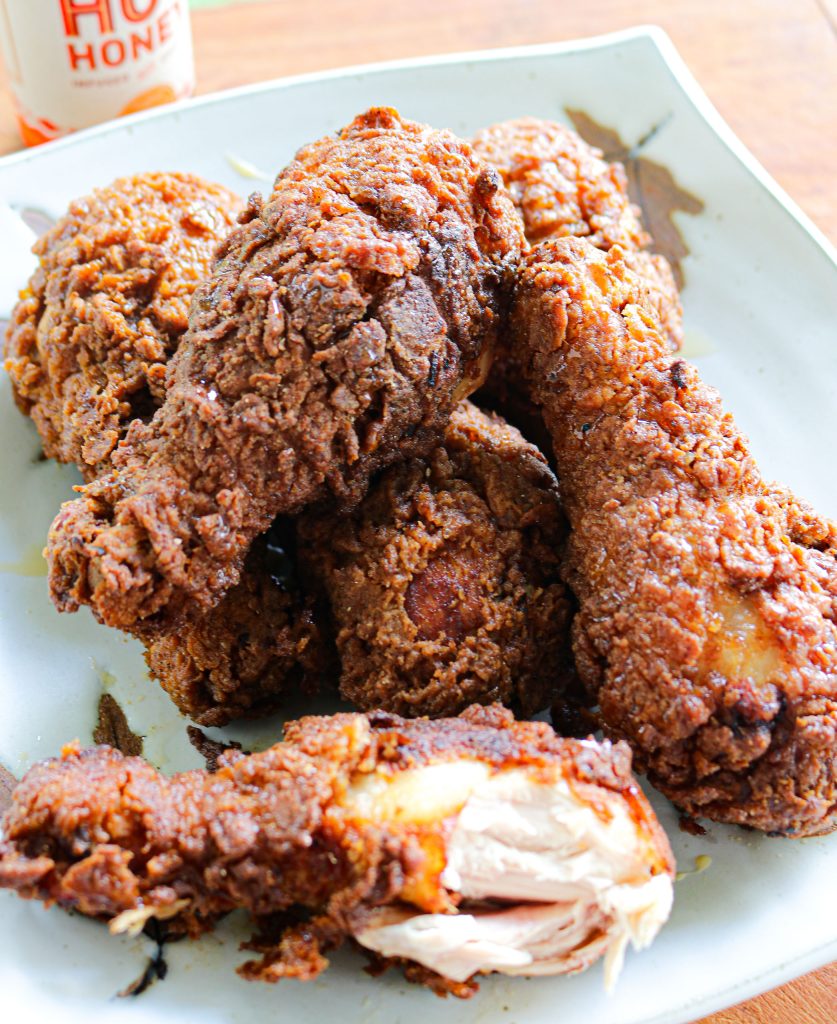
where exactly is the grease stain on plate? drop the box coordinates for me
[0,542,46,576]
[676,854,713,881]
[226,152,273,182]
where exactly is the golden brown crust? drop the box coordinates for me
[4,172,241,478]
[0,705,672,991]
[471,118,682,441]
[46,108,524,638]
[299,401,572,717]
[1,174,333,725]
[512,237,837,836]
[144,526,335,725]
[471,117,648,250]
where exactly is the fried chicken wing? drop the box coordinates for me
[0,705,673,995]
[46,108,523,637]
[512,237,837,836]
[471,118,681,442]
[4,173,241,479]
[299,401,572,717]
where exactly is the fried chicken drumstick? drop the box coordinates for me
[471,118,681,442]
[4,172,241,479]
[47,108,523,637]
[300,400,572,717]
[471,118,682,345]
[0,705,673,996]
[513,237,837,836]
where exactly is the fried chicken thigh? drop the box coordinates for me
[512,237,837,836]
[46,108,523,637]
[300,401,572,717]
[0,705,673,996]
[4,173,241,479]
[2,176,330,724]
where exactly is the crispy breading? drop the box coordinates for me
[471,117,681,344]
[512,237,837,836]
[4,173,241,478]
[46,108,524,637]
[471,116,648,249]
[145,525,334,725]
[471,118,682,442]
[299,401,572,717]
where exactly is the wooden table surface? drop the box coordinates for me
[1,1,835,1021]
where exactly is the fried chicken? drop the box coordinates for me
[512,237,837,836]
[144,523,333,725]
[471,118,681,344]
[471,117,648,250]
[4,172,241,479]
[471,118,682,441]
[299,401,572,718]
[45,108,523,638]
[1,176,331,724]
[0,705,674,996]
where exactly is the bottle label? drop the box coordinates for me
[0,0,195,144]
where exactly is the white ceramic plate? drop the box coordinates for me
[0,26,835,1024]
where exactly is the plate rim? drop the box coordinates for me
[0,25,666,168]
[0,24,833,265]
[652,937,837,1024]
[0,22,835,1024]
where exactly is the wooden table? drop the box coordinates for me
[1,1,835,1021]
